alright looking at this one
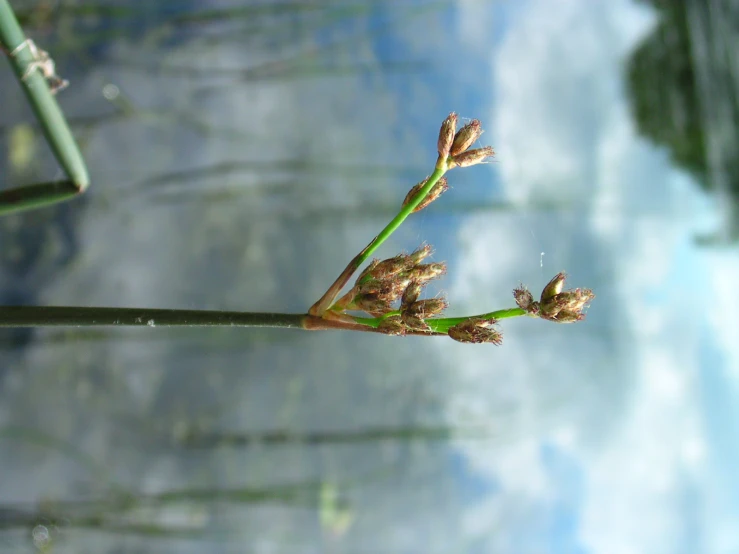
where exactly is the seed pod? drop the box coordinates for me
[356,259,380,285]
[513,286,537,313]
[405,297,447,319]
[378,315,406,336]
[408,244,433,265]
[372,254,413,279]
[449,146,494,169]
[450,120,482,156]
[541,272,566,302]
[401,281,423,310]
[401,177,448,213]
[352,293,392,316]
[447,318,502,345]
[438,113,457,158]
[401,312,431,332]
[538,273,595,323]
[408,262,446,283]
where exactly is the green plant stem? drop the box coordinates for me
[0,0,89,212]
[0,306,308,328]
[353,307,528,333]
[309,164,447,315]
[0,306,442,335]
[0,179,80,216]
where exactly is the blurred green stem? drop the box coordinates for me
[0,0,90,214]
[0,179,82,215]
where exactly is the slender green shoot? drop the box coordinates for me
[353,308,529,333]
[0,0,89,214]
[309,165,447,315]
[0,111,594,344]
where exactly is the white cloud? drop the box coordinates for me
[492,0,654,204]
[436,0,738,552]
[705,252,739,378]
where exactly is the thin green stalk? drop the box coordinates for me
[0,306,308,328]
[353,307,528,333]
[0,179,80,215]
[0,0,89,213]
[0,306,460,335]
[310,165,447,315]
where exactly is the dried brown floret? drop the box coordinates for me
[404,297,447,319]
[408,262,446,283]
[378,315,406,336]
[437,113,457,159]
[538,273,594,323]
[447,318,502,345]
[401,281,423,310]
[450,120,482,156]
[401,312,431,332]
[449,146,495,169]
[408,244,433,265]
[402,177,448,213]
[513,285,538,314]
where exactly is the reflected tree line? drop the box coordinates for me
[627,0,739,243]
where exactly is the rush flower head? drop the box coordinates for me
[404,297,447,319]
[448,318,502,345]
[378,315,405,336]
[400,312,431,332]
[437,113,457,159]
[450,119,483,156]
[513,285,539,315]
[400,281,423,309]
[537,272,595,323]
[407,262,446,283]
[402,177,449,213]
[448,146,495,169]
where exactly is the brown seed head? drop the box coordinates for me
[401,281,423,309]
[401,312,431,332]
[408,262,446,283]
[538,273,595,323]
[541,272,566,302]
[405,297,447,318]
[352,293,393,316]
[355,277,384,296]
[513,285,538,314]
[378,315,406,336]
[449,146,495,169]
[447,318,502,345]
[402,177,448,213]
[450,120,482,156]
[409,244,433,265]
[356,275,409,304]
[372,254,413,279]
[437,113,457,159]
[549,309,585,323]
[356,259,380,284]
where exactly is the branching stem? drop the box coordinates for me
[309,164,447,315]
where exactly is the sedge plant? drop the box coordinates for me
[0,3,593,341]
[1,105,594,342]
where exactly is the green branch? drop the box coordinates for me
[0,0,89,214]
[309,166,447,315]
[353,307,528,333]
[0,306,307,329]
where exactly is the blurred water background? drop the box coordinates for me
[1,0,738,552]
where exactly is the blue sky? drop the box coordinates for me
[428,1,739,553]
